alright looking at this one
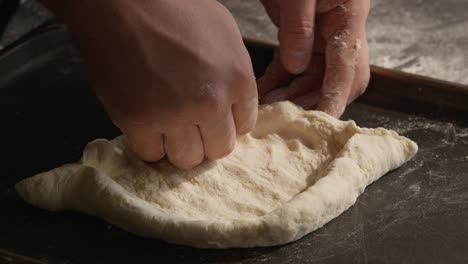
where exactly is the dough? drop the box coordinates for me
[16,102,418,248]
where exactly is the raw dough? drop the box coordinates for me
[16,102,418,248]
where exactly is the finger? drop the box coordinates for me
[261,86,299,104]
[125,129,165,162]
[316,0,349,13]
[348,31,370,103]
[279,0,317,74]
[257,50,293,99]
[232,97,258,136]
[292,89,321,109]
[200,113,236,160]
[164,126,204,169]
[261,53,324,104]
[261,75,320,104]
[316,0,369,118]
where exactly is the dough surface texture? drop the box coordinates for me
[16,102,418,248]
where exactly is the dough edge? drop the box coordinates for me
[15,102,418,248]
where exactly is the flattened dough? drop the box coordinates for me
[16,102,418,248]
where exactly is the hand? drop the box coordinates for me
[258,0,370,117]
[42,0,257,168]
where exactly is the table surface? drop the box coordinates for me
[1,28,468,264]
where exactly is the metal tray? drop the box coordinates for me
[1,25,468,264]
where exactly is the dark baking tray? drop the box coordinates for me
[1,25,468,264]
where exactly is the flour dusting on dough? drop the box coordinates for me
[16,102,418,248]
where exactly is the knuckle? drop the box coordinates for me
[361,73,370,93]
[129,141,165,162]
[116,114,154,130]
[236,114,256,136]
[282,18,315,38]
[140,149,165,163]
[234,72,257,98]
[198,94,228,117]
[206,142,235,160]
[358,83,368,96]
[174,83,228,121]
[326,58,354,69]
[357,67,370,96]
[170,154,204,169]
[325,61,357,79]
[233,64,256,88]
[237,122,254,136]
[317,0,349,13]
[238,81,258,101]
[322,89,344,99]
[227,65,257,103]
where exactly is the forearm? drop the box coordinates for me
[37,0,126,38]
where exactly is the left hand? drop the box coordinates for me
[258,0,371,118]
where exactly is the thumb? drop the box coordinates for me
[279,0,317,74]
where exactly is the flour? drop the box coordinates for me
[219,0,468,86]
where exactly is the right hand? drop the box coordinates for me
[43,0,258,169]
[258,0,370,118]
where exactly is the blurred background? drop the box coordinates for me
[1,0,467,85]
